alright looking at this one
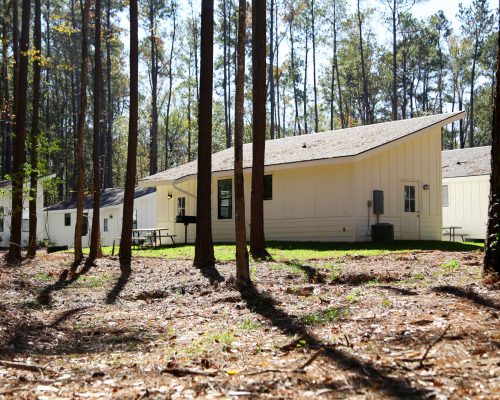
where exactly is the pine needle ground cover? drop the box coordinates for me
[0,248,497,399]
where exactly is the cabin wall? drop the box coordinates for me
[353,126,443,241]
[44,193,157,248]
[442,175,489,240]
[153,126,443,243]
[0,183,45,248]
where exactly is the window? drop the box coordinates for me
[83,213,88,236]
[442,185,449,207]
[404,185,416,213]
[177,197,186,217]
[22,208,29,232]
[132,209,137,229]
[264,175,273,200]
[64,213,71,226]
[218,179,232,219]
[0,206,4,233]
[103,218,108,233]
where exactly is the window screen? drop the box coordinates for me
[218,179,232,219]
[442,185,449,207]
[0,206,4,233]
[103,218,108,232]
[177,197,186,217]
[64,213,71,226]
[404,185,416,213]
[264,175,273,200]
[22,208,29,232]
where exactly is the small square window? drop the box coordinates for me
[264,175,273,200]
[442,185,449,207]
[218,179,232,219]
[64,213,71,226]
[22,208,29,232]
[83,213,88,236]
[177,197,186,217]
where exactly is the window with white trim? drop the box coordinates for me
[177,197,186,217]
[442,185,449,207]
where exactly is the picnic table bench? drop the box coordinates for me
[111,228,177,255]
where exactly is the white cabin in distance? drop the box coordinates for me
[43,187,157,248]
[140,112,464,243]
[442,146,491,241]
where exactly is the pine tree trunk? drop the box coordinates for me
[88,0,102,263]
[311,0,318,133]
[149,1,158,175]
[269,0,275,140]
[1,0,11,177]
[27,0,42,258]
[484,21,500,275]
[303,24,309,135]
[194,0,215,268]
[357,0,369,125]
[469,43,479,147]
[119,0,139,270]
[289,20,301,135]
[74,0,90,265]
[223,0,230,148]
[7,0,30,264]
[164,2,176,169]
[234,0,249,284]
[105,0,113,188]
[391,0,397,120]
[250,0,267,259]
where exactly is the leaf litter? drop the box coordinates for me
[0,249,498,399]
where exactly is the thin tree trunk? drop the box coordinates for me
[1,0,11,177]
[250,0,267,259]
[391,0,397,120]
[194,0,215,268]
[332,2,345,129]
[119,0,139,269]
[12,0,19,127]
[74,0,90,265]
[88,0,102,263]
[303,20,309,135]
[234,0,249,284]
[269,0,275,140]
[187,47,193,162]
[469,42,479,147]
[311,0,318,133]
[149,1,158,175]
[7,0,30,263]
[27,0,42,258]
[289,20,301,135]
[223,0,230,148]
[165,2,176,169]
[484,13,500,274]
[357,0,369,125]
[105,0,113,187]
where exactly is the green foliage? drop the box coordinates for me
[441,259,461,273]
[301,307,349,325]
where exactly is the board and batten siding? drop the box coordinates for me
[442,175,489,240]
[153,125,443,243]
[0,183,45,248]
[43,192,157,248]
[353,125,442,241]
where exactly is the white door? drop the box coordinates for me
[401,181,420,240]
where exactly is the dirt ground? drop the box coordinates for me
[0,249,498,399]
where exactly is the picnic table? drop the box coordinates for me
[443,226,462,242]
[111,228,177,255]
[132,228,176,246]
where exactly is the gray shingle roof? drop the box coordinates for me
[45,187,156,211]
[141,112,464,185]
[442,146,491,178]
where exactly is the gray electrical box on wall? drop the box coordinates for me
[373,190,384,214]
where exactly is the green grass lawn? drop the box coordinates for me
[83,240,483,262]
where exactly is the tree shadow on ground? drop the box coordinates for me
[195,264,225,284]
[105,266,131,305]
[432,285,499,311]
[378,285,418,296]
[239,283,430,399]
[36,261,93,306]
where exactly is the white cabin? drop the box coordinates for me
[442,146,490,241]
[0,176,52,248]
[43,187,156,248]
[140,112,464,243]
